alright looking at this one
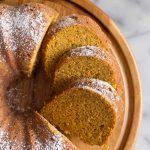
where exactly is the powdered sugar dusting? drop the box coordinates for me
[0,4,48,74]
[74,78,120,104]
[0,53,6,63]
[0,4,47,52]
[0,128,33,150]
[51,14,77,33]
[56,46,113,70]
[0,128,14,150]
[6,86,30,112]
[0,128,29,150]
[35,133,65,150]
[68,46,111,61]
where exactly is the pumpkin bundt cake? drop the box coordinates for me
[0,3,77,149]
[0,2,124,149]
[0,3,58,76]
[42,14,113,78]
[53,46,123,95]
[41,78,121,146]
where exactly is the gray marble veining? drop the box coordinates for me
[92,0,150,38]
[91,0,150,150]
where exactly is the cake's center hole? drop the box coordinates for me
[6,66,52,112]
[6,76,34,112]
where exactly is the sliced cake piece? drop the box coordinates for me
[53,46,123,95]
[0,3,58,76]
[42,14,113,78]
[41,78,121,146]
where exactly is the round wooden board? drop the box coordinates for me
[1,0,142,150]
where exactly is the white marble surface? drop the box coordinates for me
[91,0,150,149]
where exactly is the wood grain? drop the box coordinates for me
[1,0,142,150]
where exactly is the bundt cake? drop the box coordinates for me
[41,78,121,146]
[0,2,124,149]
[0,3,77,149]
[42,14,113,79]
[0,3,58,76]
[53,46,123,95]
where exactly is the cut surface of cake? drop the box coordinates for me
[53,46,123,95]
[41,78,121,146]
[42,14,113,79]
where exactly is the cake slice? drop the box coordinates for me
[53,46,123,95]
[0,3,58,76]
[41,78,121,146]
[42,14,113,78]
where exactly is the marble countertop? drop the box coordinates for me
[91,0,150,149]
